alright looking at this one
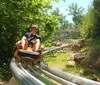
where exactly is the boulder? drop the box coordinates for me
[71,40,85,52]
[67,61,76,67]
[74,53,86,63]
[71,43,80,52]
[53,41,62,46]
[67,53,76,67]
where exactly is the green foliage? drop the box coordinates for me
[81,38,100,57]
[80,8,94,39]
[0,0,58,60]
[53,29,80,41]
[44,40,52,47]
[0,0,62,80]
[51,8,65,29]
[80,0,100,39]
[87,38,100,47]
[92,0,100,38]
[67,3,84,29]
[52,7,76,30]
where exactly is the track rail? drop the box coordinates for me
[10,45,100,85]
[10,58,45,85]
[40,64,100,85]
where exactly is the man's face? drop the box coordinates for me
[31,27,38,34]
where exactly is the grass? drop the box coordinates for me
[48,53,69,70]
[86,38,100,48]
[48,52,83,76]
[45,38,100,81]
[80,38,100,53]
[47,52,100,81]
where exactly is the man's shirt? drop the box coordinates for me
[24,32,42,47]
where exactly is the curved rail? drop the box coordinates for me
[40,64,100,85]
[10,58,45,85]
[33,66,76,85]
[10,45,100,85]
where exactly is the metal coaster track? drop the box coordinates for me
[10,45,100,85]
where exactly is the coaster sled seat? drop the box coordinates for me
[18,49,39,60]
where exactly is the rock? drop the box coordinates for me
[74,53,85,63]
[94,57,100,71]
[67,53,75,61]
[71,39,85,52]
[77,40,85,48]
[80,56,90,67]
[67,53,76,67]
[56,42,62,46]
[68,52,85,64]
[67,61,76,67]
[71,43,80,52]
[0,82,4,85]
[53,41,62,46]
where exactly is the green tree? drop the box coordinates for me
[92,0,100,38]
[0,0,59,74]
[80,7,94,38]
[80,0,100,39]
[52,8,70,29]
[67,3,84,29]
